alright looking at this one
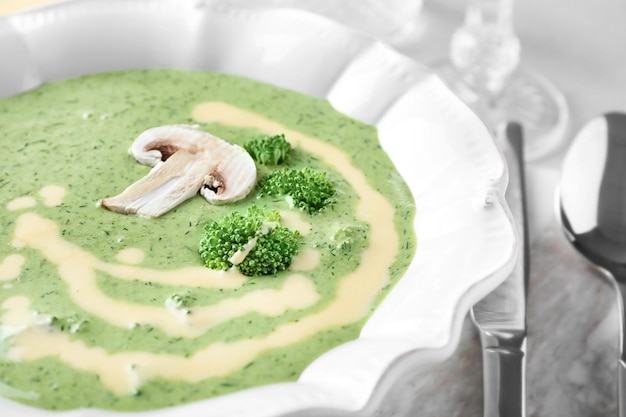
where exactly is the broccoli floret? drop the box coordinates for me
[165,293,196,314]
[244,133,292,165]
[49,315,89,334]
[166,293,195,308]
[199,206,300,276]
[329,223,369,252]
[257,167,336,214]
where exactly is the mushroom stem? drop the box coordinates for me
[100,150,212,217]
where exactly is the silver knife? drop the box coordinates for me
[471,122,529,417]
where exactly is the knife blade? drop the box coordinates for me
[471,122,529,417]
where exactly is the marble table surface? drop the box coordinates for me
[373,220,618,417]
[2,0,626,416]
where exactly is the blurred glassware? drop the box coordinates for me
[211,0,424,46]
[432,0,568,161]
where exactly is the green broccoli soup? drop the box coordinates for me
[0,69,416,411]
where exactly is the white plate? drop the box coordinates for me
[0,0,517,416]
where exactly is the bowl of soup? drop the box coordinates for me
[0,1,517,416]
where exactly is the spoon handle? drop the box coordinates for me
[605,112,626,416]
[617,281,626,417]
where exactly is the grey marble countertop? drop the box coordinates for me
[374,220,618,417]
[371,0,626,415]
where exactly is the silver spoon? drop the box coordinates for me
[559,112,626,416]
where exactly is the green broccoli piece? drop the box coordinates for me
[244,133,292,165]
[199,206,300,276]
[49,315,89,334]
[165,293,196,311]
[257,167,336,214]
[329,223,369,252]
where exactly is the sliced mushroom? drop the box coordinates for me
[200,146,259,205]
[99,125,256,217]
[130,124,208,166]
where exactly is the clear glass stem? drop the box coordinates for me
[449,0,521,99]
[433,0,569,160]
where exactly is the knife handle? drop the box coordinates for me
[479,330,527,417]
[480,121,528,417]
[617,359,626,417]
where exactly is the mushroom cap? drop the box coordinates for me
[130,124,213,166]
[100,125,257,217]
[200,144,257,205]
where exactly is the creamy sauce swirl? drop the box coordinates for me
[0,70,416,411]
[1,102,399,395]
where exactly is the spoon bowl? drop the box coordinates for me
[559,111,626,416]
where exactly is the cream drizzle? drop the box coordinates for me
[290,248,321,271]
[279,210,312,235]
[115,248,145,265]
[0,254,24,281]
[3,102,400,394]
[6,196,36,211]
[39,185,66,207]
